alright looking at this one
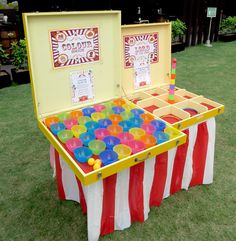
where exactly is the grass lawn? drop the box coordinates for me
[0,41,236,241]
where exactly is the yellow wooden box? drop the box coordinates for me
[23,11,186,185]
[120,23,224,130]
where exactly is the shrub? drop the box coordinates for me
[171,19,187,41]
[0,44,9,70]
[10,39,28,70]
[219,16,236,34]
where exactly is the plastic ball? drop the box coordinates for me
[93,162,101,170]
[88,158,95,166]
[95,159,102,165]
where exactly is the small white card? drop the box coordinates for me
[133,57,151,89]
[70,70,95,104]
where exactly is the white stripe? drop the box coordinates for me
[49,145,56,177]
[181,124,198,190]
[114,168,131,230]
[85,180,103,241]
[163,148,177,198]
[143,157,156,220]
[203,118,216,184]
[59,157,80,203]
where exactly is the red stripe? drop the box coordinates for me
[100,174,117,236]
[129,162,145,222]
[170,129,189,194]
[75,177,87,214]
[149,152,168,207]
[190,122,209,186]
[54,150,66,200]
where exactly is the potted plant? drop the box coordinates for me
[171,18,187,53]
[219,16,236,42]
[10,39,30,84]
[0,44,11,89]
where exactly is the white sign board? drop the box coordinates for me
[207,7,217,18]
[70,70,95,104]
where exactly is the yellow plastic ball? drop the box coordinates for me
[88,158,95,166]
[93,162,101,170]
[95,159,102,165]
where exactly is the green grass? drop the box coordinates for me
[1,41,236,241]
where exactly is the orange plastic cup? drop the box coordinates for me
[45,116,59,128]
[113,144,132,159]
[107,124,123,136]
[140,113,155,124]
[129,127,146,140]
[140,134,157,148]
[70,110,83,119]
[109,114,123,124]
[113,98,126,106]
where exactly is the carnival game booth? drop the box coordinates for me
[121,23,224,198]
[23,11,223,241]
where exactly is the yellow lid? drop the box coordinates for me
[121,23,171,96]
[23,11,122,119]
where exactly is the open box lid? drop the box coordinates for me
[121,23,171,96]
[23,11,122,119]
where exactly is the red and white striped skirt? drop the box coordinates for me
[49,118,216,241]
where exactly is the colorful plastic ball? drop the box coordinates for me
[88,158,95,166]
[93,162,101,170]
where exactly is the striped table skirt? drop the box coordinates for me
[49,118,216,241]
